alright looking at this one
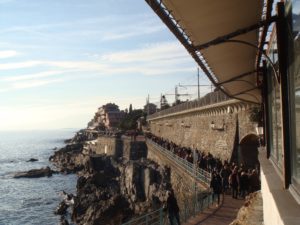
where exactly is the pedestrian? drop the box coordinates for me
[239,171,249,198]
[229,167,239,199]
[249,169,260,193]
[166,190,181,225]
[220,164,231,194]
[210,171,222,205]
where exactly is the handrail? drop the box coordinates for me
[147,91,230,120]
[122,208,165,225]
[121,190,216,225]
[147,139,211,186]
[121,140,214,225]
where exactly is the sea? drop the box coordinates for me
[0,129,78,225]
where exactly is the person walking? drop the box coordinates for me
[166,190,181,225]
[229,167,239,199]
[210,171,222,206]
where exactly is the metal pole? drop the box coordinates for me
[197,67,200,99]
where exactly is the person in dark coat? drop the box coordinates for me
[220,164,231,194]
[229,167,239,199]
[166,190,181,225]
[210,171,222,205]
[249,169,260,193]
[239,171,249,198]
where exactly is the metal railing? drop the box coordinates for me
[122,140,214,225]
[121,190,216,225]
[147,139,211,186]
[147,91,230,120]
[122,208,166,225]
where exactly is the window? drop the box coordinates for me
[288,0,300,193]
[267,33,283,171]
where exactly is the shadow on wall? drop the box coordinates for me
[238,134,260,169]
[129,142,148,160]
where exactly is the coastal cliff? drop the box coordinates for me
[50,130,171,225]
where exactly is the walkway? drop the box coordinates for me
[183,194,244,225]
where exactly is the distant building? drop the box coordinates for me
[88,103,125,129]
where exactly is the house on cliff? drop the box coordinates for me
[88,103,125,129]
[146,0,300,224]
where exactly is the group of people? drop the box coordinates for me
[146,133,261,204]
[210,164,260,205]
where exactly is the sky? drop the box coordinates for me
[0,0,211,130]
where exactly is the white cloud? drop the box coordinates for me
[11,78,63,89]
[2,70,64,81]
[0,78,63,92]
[0,50,18,59]
[0,60,41,70]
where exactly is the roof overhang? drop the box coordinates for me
[146,0,274,104]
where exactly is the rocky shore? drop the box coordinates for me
[50,129,172,225]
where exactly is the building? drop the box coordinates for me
[88,103,125,129]
[146,0,300,224]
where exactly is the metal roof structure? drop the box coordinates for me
[146,0,275,104]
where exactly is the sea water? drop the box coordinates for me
[0,130,78,225]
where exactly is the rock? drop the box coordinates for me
[59,216,69,225]
[27,158,38,162]
[14,166,53,178]
[230,191,263,225]
[55,201,69,215]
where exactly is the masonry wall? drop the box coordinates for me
[91,136,147,160]
[147,141,204,212]
[149,101,257,162]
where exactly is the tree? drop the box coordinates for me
[129,104,133,114]
[119,109,145,131]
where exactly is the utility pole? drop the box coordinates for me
[175,86,178,103]
[197,67,200,100]
[147,94,150,115]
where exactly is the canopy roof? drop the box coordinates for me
[146,0,269,104]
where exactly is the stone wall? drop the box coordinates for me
[90,136,147,160]
[148,100,258,162]
[147,141,205,212]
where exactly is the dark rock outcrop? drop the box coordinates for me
[50,129,171,225]
[49,142,86,174]
[71,155,170,225]
[55,201,69,215]
[27,158,38,162]
[14,166,53,178]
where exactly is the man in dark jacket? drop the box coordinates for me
[166,190,181,225]
[210,171,222,205]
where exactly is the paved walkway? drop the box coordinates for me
[183,194,245,225]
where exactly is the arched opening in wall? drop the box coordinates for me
[238,134,260,169]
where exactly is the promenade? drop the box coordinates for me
[183,194,244,225]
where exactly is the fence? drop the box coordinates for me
[122,208,166,225]
[121,190,216,225]
[147,91,230,120]
[121,140,215,225]
[147,139,211,186]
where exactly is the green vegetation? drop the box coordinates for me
[119,109,145,131]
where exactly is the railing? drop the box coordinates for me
[147,139,211,186]
[147,91,230,120]
[121,190,216,225]
[122,140,215,225]
[122,208,166,225]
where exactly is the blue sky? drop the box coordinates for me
[0,0,211,130]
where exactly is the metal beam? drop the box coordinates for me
[256,0,274,70]
[216,70,257,86]
[231,86,259,97]
[194,16,277,51]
